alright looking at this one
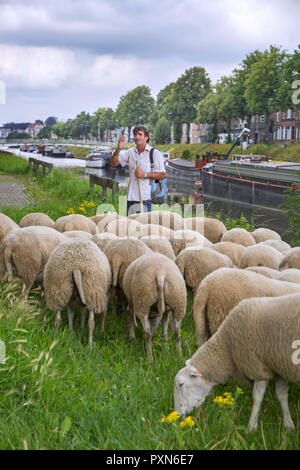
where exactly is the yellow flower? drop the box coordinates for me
[179,421,186,429]
[161,416,166,423]
[166,411,180,423]
[184,416,195,427]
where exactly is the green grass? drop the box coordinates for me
[0,280,299,450]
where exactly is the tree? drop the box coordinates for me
[7,131,31,140]
[45,116,58,126]
[153,117,169,144]
[244,46,288,142]
[70,112,92,140]
[196,91,219,142]
[276,45,300,111]
[171,67,211,143]
[37,125,52,139]
[91,107,116,141]
[115,86,155,138]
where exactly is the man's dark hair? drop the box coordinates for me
[133,125,150,142]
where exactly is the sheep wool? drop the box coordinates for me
[134,210,184,231]
[140,236,175,261]
[280,247,300,270]
[239,244,283,270]
[55,214,98,235]
[275,269,300,284]
[221,228,255,247]
[251,227,281,243]
[211,241,245,267]
[260,239,291,254]
[176,247,233,293]
[44,239,111,348]
[184,217,227,244]
[123,253,186,361]
[193,267,300,346]
[19,212,55,228]
[2,226,66,294]
[0,213,18,245]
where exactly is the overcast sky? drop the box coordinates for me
[0,0,299,124]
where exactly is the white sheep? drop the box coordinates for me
[2,226,66,295]
[275,269,300,284]
[123,253,187,361]
[104,218,142,237]
[176,247,233,293]
[168,230,211,257]
[193,267,300,346]
[251,227,281,243]
[211,241,245,267]
[44,239,111,348]
[174,292,300,431]
[91,232,118,252]
[141,236,175,261]
[245,266,280,279]
[55,214,98,235]
[280,247,300,270]
[134,210,184,231]
[239,244,283,270]
[19,212,55,228]
[135,223,174,239]
[221,228,255,247]
[0,213,18,245]
[63,230,93,240]
[184,217,227,244]
[260,239,291,254]
[97,214,127,233]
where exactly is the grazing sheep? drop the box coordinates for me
[245,266,280,279]
[123,253,187,361]
[275,269,300,284]
[0,213,18,245]
[184,217,227,244]
[174,293,300,431]
[141,236,175,261]
[55,214,98,235]
[91,232,118,252]
[134,211,184,231]
[251,227,281,243]
[176,247,233,293]
[19,212,55,228]
[221,228,255,247]
[211,241,245,267]
[44,239,111,348]
[169,230,211,257]
[280,248,300,270]
[260,239,291,254]
[104,218,142,237]
[89,214,109,225]
[63,230,93,240]
[97,213,127,233]
[135,223,174,240]
[104,237,151,315]
[239,244,283,270]
[2,226,66,295]
[193,267,300,346]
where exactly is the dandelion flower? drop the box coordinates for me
[166,411,180,423]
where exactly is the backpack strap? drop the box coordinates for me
[149,148,159,183]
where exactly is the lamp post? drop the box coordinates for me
[267,98,273,144]
[168,112,172,144]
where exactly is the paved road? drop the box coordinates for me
[0,175,32,207]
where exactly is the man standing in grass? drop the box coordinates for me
[110,125,166,215]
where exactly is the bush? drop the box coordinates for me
[181,149,191,160]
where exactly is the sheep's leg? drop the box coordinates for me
[139,314,153,362]
[173,318,182,356]
[126,305,136,340]
[162,308,171,342]
[247,380,268,432]
[81,307,87,328]
[22,281,34,298]
[67,306,74,331]
[111,287,117,316]
[55,310,61,331]
[88,310,95,349]
[275,378,295,431]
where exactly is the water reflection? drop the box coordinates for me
[85,166,291,242]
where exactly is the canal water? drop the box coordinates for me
[85,167,292,243]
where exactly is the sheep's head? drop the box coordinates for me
[173,360,215,416]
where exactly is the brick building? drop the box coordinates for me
[272,109,300,142]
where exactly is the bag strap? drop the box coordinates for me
[150,148,159,183]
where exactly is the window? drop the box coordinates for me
[259,115,265,123]
[287,109,292,119]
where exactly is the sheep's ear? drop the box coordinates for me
[185,360,201,376]
[190,369,201,377]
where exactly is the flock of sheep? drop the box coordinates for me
[1,209,300,432]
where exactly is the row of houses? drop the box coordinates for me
[182,108,300,144]
[0,122,45,138]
